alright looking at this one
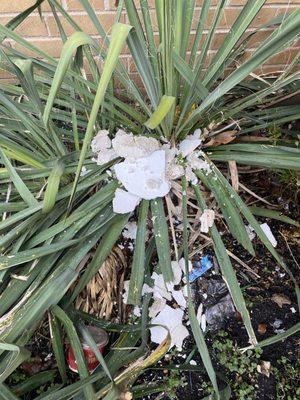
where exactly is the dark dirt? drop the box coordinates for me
[136,169,300,400]
[11,169,300,399]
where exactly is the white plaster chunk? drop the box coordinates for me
[200,209,215,233]
[112,188,141,214]
[171,261,183,285]
[80,166,90,177]
[172,290,187,308]
[123,221,137,240]
[179,129,202,157]
[178,257,193,274]
[164,145,184,181]
[112,129,160,159]
[94,149,117,166]
[91,130,111,153]
[149,297,166,318]
[133,306,141,317]
[142,283,154,296]
[150,305,189,350]
[114,150,170,200]
[122,280,129,304]
[185,166,198,184]
[151,272,172,301]
[187,152,211,173]
[260,223,277,247]
[245,225,256,241]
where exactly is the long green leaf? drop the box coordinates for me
[43,31,94,126]
[0,148,38,207]
[69,23,132,208]
[43,160,65,213]
[151,198,173,283]
[144,96,175,130]
[127,200,149,305]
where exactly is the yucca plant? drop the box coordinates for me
[0,0,299,398]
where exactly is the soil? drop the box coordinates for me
[12,169,300,399]
[135,169,300,400]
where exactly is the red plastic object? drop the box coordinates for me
[67,326,108,373]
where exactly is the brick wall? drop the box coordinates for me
[0,0,299,81]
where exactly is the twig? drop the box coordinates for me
[239,182,277,207]
[227,250,260,279]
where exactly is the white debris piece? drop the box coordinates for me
[196,303,203,324]
[178,257,193,274]
[112,129,160,159]
[150,305,189,350]
[260,223,277,247]
[171,261,183,285]
[172,290,186,309]
[149,297,166,318]
[245,225,256,241]
[189,360,197,366]
[142,283,154,296]
[112,188,141,214]
[185,166,198,184]
[179,129,202,157]
[114,150,170,200]
[201,314,206,332]
[151,272,172,301]
[94,149,117,166]
[200,209,215,233]
[122,280,130,304]
[187,152,211,173]
[80,166,90,176]
[123,221,138,240]
[133,306,141,317]
[164,145,184,181]
[91,130,111,153]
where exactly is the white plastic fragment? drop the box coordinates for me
[260,223,277,247]
[112,188,141,214]
[200,209,215,233]
[114,150,170,200]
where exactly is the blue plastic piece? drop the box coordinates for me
[189,255,213,282]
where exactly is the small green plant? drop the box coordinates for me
[267,123,282,145]
[7,369,27,385]
[212,332,262,400]
[274,356,300,400]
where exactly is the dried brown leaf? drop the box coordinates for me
[204,130,237,147]
[271,293,291,308]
